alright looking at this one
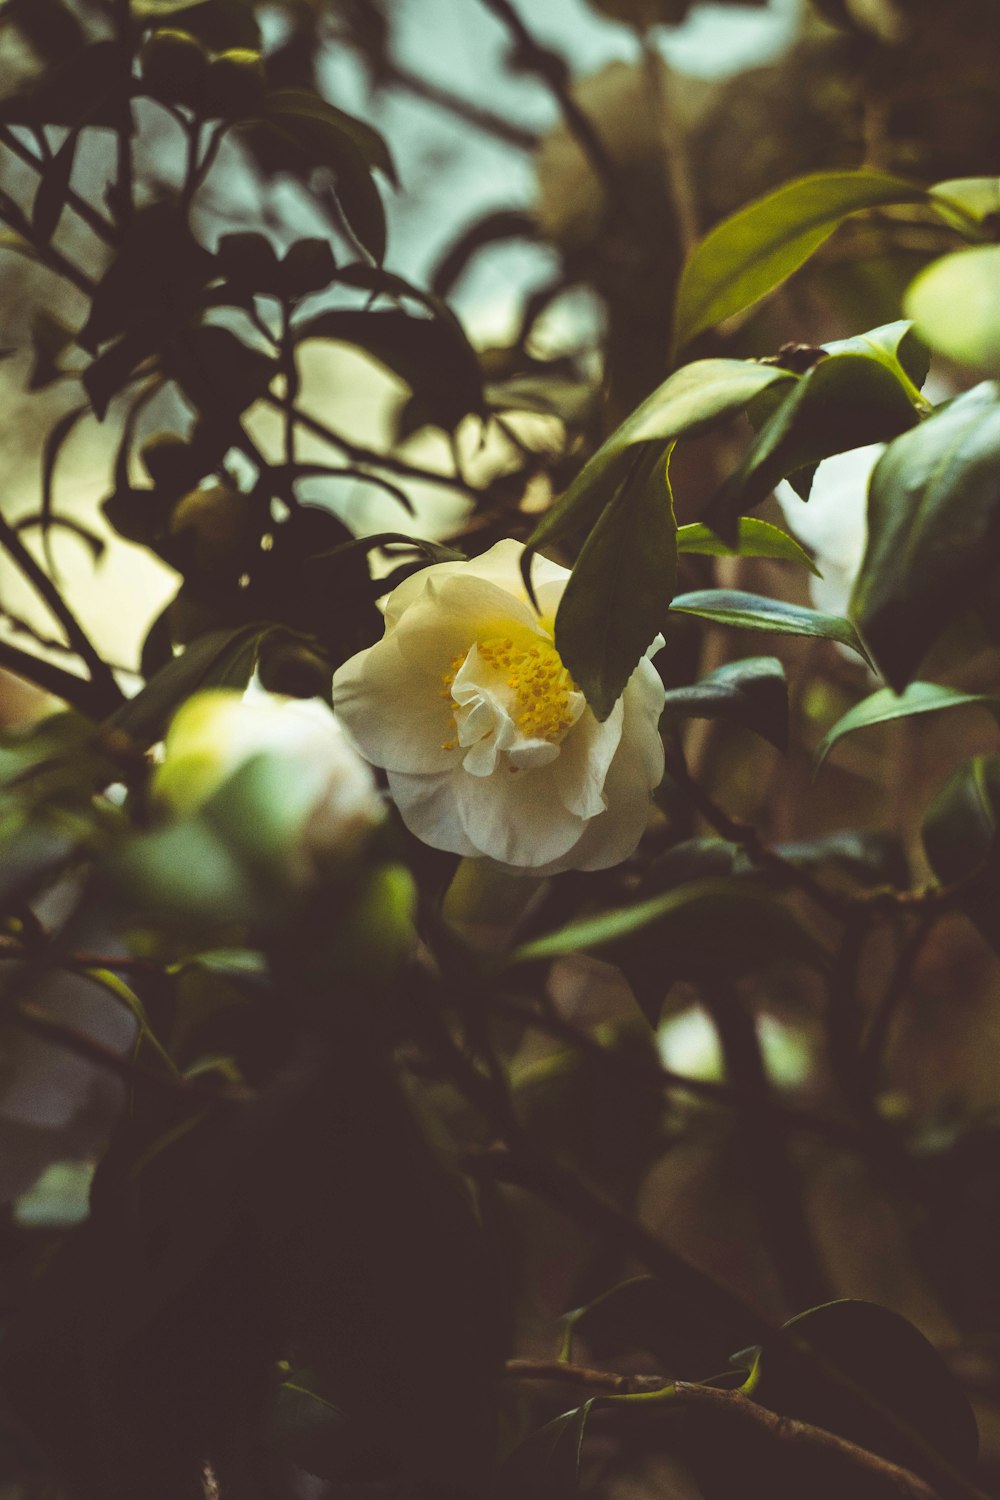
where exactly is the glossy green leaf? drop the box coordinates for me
[747,1300,979,1486]
[555,445,676,720]
[677,516,819,575]
[815,682,1000,772]
[669,589,872,664]
[525,359,796,566]
[707,336,925,541]
[905,246,1000,377]
[851,382,1000,690]
[662,656,788,750]
[673,170,928,352]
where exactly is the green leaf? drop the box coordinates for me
[677,516,819,575]
[510,878,825,973]
[747,1300,979,1487]
[105,623,274,747]
[815,682,1000,772]
[525,359,796,565]
[132,0,261,49]
[706,335,925,541]
[259,90,392,262]
[928,176,1000,230]
[924,754,1000,954]
[32,122,81,245]
[496,1402,594,1500]
[662,656,788,750]
[79,966,178,1077]
[295,308,482,430]
[554,445,676,720]
[669,589,872,664]
[851,382,1000,690]
[905,246,1000,377]
[672,170,928,352]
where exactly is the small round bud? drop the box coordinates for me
[139,28,208,108]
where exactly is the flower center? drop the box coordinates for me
[440,632,582,765]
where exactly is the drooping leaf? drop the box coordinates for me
[706,337,925,541]
[924,754,1000,954]
[677,516,819,575]
[815,682,1000,772]
[927,176,1000,231]
[32,122,82,244]
[662,657,789,750]
[525,360,797,567]
[746,1299,979,1486]
[672,170,928,353]
[294,308,482,430]
[555,444,677,720]
[496,1402,594,1500]
[511,879,825,976]
[255,90,392,261]
[105,623,276,747]
[905,246,1000,377]
[669,589,872,664]
[851,382,1000,690]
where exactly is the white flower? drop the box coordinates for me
[154,689,384,870]
[331,539,665,874]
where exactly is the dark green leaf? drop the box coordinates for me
[555,444,676,720]
[295,308,482,430]
[851,382,1000,690]
[525,360,796,565]
[924,754,1000,954]
[496,1402,593,1500]
[747,1300,979,1486]
[815,682,1000,772]
[672,170,928,353]
[105,624,274,747]
[662,657,789,750]
[0,41,119,125]
[707,338,925,542]
[670,589,872,664]
[511,878,825,974]
[132,0,261,49]
[905,246,1000,377]
[32,122,81,244]
[677,517,819,574]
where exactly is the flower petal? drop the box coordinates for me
[452,758,587,867]
[386,769,481,856]
[550,701,623,819]
[332,635,455,774]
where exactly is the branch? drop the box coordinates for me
[504,1358,664,1394]
[380,59,539,152]
[476,0,631,222]
[0,514,124,714]
[654,1383,949,1500]
[0,125,116,244]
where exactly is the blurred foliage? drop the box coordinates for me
[0,1,999,1498]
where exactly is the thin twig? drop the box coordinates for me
[0,124,117,244]
[0,514,123,713]
[476,0,631,222]
[505,1358,664,1394]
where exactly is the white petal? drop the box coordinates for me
[332,635,456,774]
[386,769,481,857]
[453,760,587,867]
[550,701,624,819]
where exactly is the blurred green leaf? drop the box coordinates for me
[662,657,789,751]
[511,879,825,974]
[924,754,1000,954]
[32,122,81,245]
[105,623,274,747]
[928,176,1000,230]
[747,1300,979,1486]
[555,444,676,720]
[496,1402,594,1500]
[673,170,928,353]
[132,0,261,50]
[815,682,1000,772]
[669,589,872,664]
[677,517,819,575]
[851,382,1000,690]
[905,246,1000,377]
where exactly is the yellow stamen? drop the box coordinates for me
[440,633,578,748]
